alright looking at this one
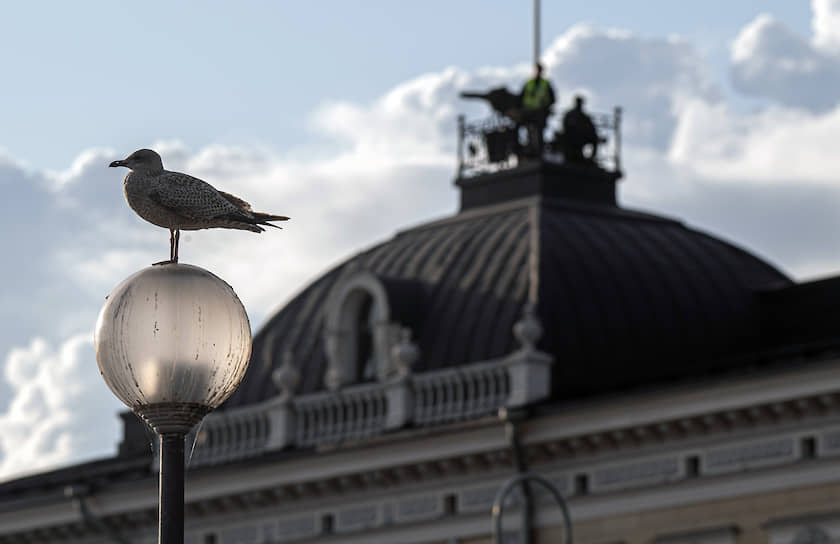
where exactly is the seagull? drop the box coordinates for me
[110,148,289,264]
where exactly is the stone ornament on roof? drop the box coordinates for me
[272,349,300,402]
[389,327,419,381]
[513,301,543,352]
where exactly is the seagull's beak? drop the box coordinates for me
[109,159,126,168]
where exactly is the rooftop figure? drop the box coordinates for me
[519,63,556,156]
[559,95,600,164]
[457,72,622,177]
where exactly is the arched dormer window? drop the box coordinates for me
[323,272,396,390]
[354,292,376,381]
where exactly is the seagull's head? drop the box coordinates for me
[109,149,164,173]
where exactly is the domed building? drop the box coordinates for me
[228,160,789,408]
[2,108,840,544]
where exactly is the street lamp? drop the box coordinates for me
[95,264,252,544]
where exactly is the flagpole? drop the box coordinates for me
[533,0,540,64]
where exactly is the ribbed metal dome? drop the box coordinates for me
[225,182,790,408]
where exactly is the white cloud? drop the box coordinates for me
[812,0,840,52]
[0,336,123,479]
[668,98,840,184]
[542,24,721,149]
[731,10,840,112]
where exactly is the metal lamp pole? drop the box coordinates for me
[160,434,185,543]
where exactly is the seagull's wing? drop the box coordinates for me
[218,190,254,212]
[149,172,246,221]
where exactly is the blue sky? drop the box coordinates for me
[1,1,840,480]
[0,1,811,169]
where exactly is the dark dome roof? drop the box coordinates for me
[225,176,791,408]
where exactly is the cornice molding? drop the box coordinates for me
[6,358,840,542]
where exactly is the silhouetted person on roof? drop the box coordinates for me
[519,63,556,156]
[562,95,599,164]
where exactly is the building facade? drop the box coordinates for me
[1,121,840,544]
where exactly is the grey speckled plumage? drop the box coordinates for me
[110,148,289,264]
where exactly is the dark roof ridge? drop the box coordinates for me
[671,222,791,284]
[541,196,682,224]
[397,197,688,242]
[394,196,536,236]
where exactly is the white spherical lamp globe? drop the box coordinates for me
[95,264,252,434]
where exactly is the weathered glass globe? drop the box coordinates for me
[95,264,252,434]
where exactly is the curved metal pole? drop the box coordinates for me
[492,472,572,544]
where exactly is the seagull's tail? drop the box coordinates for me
[220,211,290,232]
[252,212,290,229]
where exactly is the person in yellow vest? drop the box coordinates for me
[519,63,556,156]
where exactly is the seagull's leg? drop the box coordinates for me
[173,229,180,263]
[154,229,177,266]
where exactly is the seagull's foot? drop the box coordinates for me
[152,259,177,266]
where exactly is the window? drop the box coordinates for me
[574,473,589,496]
[355,294,376,382]
[324,272,395,390]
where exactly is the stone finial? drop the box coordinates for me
[390,327,419,378]
[513,301,543,351]
[324,365,344,392]
[272,349,300,402]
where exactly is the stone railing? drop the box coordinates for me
[294,383,389,447]
[187,405,271,467]
[180,346,551,469]
[412,361,511,425]
[175,305,554,469]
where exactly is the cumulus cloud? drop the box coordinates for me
[0,336,123,479]
[731,4,840,112]
[812,0,840,52]
[4,3,840,480]
[668,98,840,184]
[543,25,720,149]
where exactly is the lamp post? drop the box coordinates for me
[94,264,252,544]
